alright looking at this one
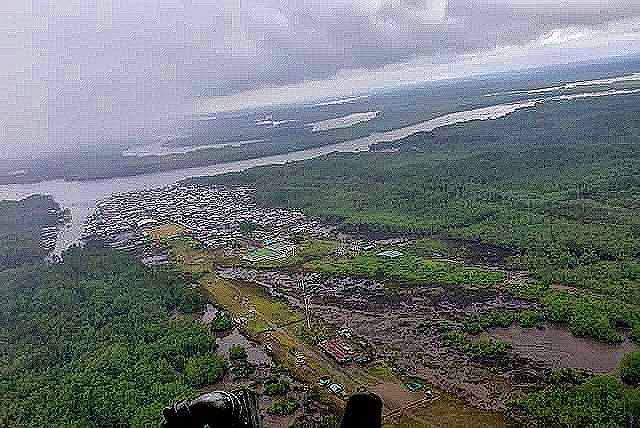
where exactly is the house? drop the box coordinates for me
[318,338,355,364]
[137,218,158,229]
[329,383,344,395]
[377,250,403,259]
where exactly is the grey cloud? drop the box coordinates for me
[1,0,639,154]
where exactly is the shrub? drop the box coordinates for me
[212,312,233,332]
[484,310,515,328]
[184,354,227,387]
[507,282,549,301]
[441,331,511,359]
[542,292,571,323]
[620,351,640,386]
[462,320,483,335]
[229,345,248,361]
[267,399,299,416]
[567,301,623,344]
[462,310,518,334]
[632,324,640,343]
[264,377,290,396]
[517,310,544,328]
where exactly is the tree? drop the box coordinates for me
[184,354,227,387]
[620,351,640,386]
[264,377,290,396]
[229,345,248,361]
[267,399,299,415]
[213,312,233,332]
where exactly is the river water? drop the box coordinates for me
[1,90,636,255]
[0,142,369,255]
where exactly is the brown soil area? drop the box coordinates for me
[491,325,637,373]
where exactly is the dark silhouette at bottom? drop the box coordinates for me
[340,392,383,428]
[163,389,383,428]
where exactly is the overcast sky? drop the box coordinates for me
[1,0,640,156]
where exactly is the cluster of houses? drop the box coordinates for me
[40,226,59,252]
[82,184,323,265]
[40,207,71,252]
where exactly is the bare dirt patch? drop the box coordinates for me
[491,325,637,373]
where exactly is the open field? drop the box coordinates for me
[305,252,505,287]
[151,224,511,426]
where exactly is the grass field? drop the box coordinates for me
[306,252,505,287]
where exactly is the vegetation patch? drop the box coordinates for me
[306,253,504,287]
[185,354,227,387]
[1,246,224,427]
[620,351,640,387]
[506,282,639,344]
[517,375,640,427]
[212,311,233,332]
[463,309,545,334]
[0,195,60,269]
[267,398,300,416]
[441,331,512,360]
[264,376,291,396]
[230,344,248,361]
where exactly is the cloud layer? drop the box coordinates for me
[1,0,640,155]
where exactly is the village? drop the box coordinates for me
[78,183,467,423]
[79,182,557,426]
[82,184,329,266]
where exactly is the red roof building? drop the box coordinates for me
[318,338,355,364]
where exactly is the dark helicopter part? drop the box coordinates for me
[163,389,261,428]
[163,389,383,428]
[340,392,383,428]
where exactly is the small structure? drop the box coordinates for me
[141,254,169,266]
[405,382,424,393]
[318,338,355,364]
[295,353,306,366]
[329,383,344,395]
[318,376,331,387]
[137,218,158,229]
[355,355,370,365]
[377,250,403,259]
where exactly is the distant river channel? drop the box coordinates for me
[2,93,619,255]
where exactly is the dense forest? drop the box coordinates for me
[203,96,640,341]
[194,95,640,425]
[0,246,223,427]
[0,195,59,269]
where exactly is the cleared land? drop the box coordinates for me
[151,225,509,427]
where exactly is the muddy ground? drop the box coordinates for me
[201,309,333,427]
[220,265,636,415]
[491,325,637,374]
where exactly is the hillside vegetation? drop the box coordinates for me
[0,246,222,427]
[0,195,59,269]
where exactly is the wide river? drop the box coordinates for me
[0,143,368,255]
[1,88,636,255]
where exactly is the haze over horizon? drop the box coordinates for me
[2,0,640,157]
